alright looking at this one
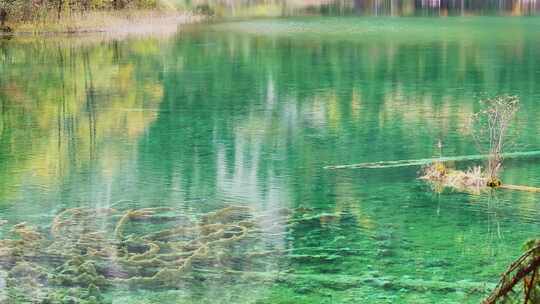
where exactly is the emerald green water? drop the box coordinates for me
[1,17,540,303]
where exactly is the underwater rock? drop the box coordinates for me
[424,259,452,268]
[295,286,313,294]
[376,248,394,257]
[9,261,48,281]
[371,278,393,290]
[201,205,253,225]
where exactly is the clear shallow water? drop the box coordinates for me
[0,17,540,303]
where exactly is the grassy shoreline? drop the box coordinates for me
[1,10,206,36]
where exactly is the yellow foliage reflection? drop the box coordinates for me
[0,37,165,201]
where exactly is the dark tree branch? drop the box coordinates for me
[483,244,540,304]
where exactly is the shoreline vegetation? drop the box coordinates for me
[0,0,227,37]
[14,10,206,35]
[0,10,206,36]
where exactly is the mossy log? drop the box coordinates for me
[499,184,540,193]
[324,151,540,170]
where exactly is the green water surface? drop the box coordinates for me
[0,17,540,303]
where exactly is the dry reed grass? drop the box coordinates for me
[419,162,487,194]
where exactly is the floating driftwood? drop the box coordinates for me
[419,162,540,194]
[325,150,540,193]
[324,151,540,170]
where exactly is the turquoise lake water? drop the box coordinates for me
[0,17,539,303]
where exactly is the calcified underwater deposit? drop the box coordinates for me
[0,205,498,303]
[0,206,291,302]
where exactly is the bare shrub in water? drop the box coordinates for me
[420,163,487,194]
[470,95,520,186]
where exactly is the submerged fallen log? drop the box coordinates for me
[499,184,540,193]
[324,151,540,170]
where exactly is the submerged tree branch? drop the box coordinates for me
[483,242,540,304]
